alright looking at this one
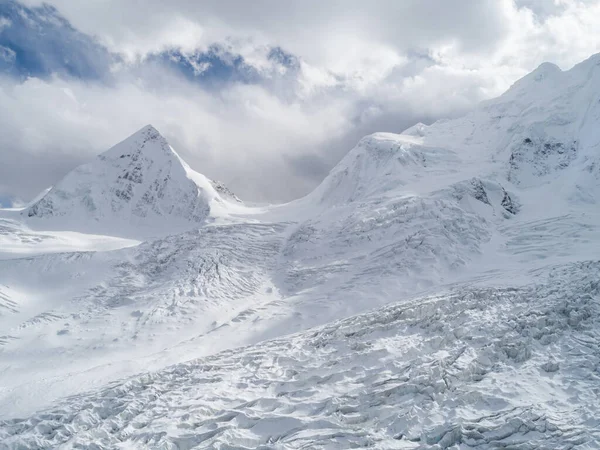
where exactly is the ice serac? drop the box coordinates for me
[25,125,229,235]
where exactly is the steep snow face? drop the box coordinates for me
[489,58,600,192]
[309,54,600,213]
[405,54,600,203]
[307,133,463,205]
[24,125,231,236]
[283,129,519,316]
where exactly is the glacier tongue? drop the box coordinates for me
[24,125,232,237]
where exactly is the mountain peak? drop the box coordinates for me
[308,133,440,205]
[140,123,159,133]
[101,124,173,161]
[24,125,228,236]
[129,124,162,142]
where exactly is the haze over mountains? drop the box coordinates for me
[0,53,600,448]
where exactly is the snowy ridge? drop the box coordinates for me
[408,53,600,202]
[1,54,600,449]
[307,133,461,205]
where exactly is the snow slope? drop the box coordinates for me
[0,218,139,260]
[1,54,600,449]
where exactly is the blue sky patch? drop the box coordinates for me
[0,0,114,80]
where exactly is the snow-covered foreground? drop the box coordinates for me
[0,218,140,260]
[1,54,600,448]
[1,261,599,449]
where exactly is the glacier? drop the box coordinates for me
[0,54,600,449]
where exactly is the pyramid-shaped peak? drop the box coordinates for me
[101,124,175,161]
[24,125,225,236]
[140,123,160,134]
[122,124,165,142]
[129,124,165,143]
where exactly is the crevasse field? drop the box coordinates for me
[1,55,600,449]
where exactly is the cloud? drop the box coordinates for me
[2,0,600,203]
[0,60,480,202]
[18,0,600,71]
[18,0,511,64]
[0,58,504,202]
[0,1,113,79]
[0,72,351,202]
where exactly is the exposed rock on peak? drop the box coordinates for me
[25,125,234,236]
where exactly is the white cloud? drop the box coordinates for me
[0,53,505,202]
[0,72,354,202]
[5,0,600,202]
[19,0,511,65]
[17,0,600,73]
[0,16,11,31]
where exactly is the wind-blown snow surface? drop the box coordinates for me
[2,263,600,449]
[1,54,600,449]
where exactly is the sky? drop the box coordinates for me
[1,0,600,204]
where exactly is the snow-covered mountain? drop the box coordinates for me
[24,124,239,237]
[1,55,600,449]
